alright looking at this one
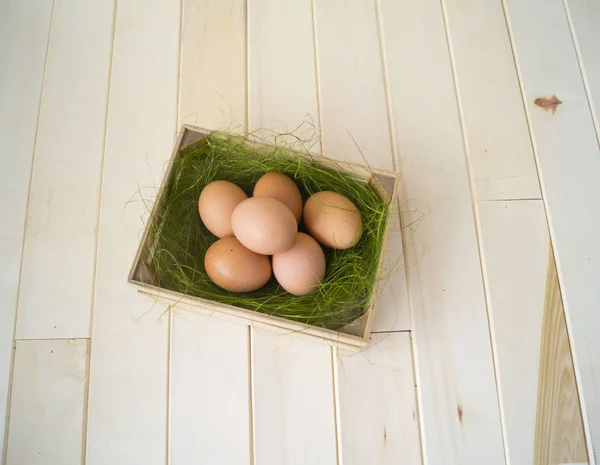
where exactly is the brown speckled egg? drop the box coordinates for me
[253,172,303,223]
[231,197,297,255]
[198,181,247,238]
[303,191,362,249]
[204,237,271,293]
[272,233,326,296]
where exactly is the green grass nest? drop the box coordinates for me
[148,132,390,330]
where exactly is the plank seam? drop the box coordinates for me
[245,0,251,131]
[499,1,597,463]
[167,310,173,465]
[373,0,399,173]
[175,0,184,132]
[331,347,343,465]
[309,0,324,154]
[80,340,92,465]
[438,0,511,462]
[560,0,600,150]
[248,326,256,465]
[2,1,57,462]
[243,0,249,132]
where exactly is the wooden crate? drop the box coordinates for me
[129,125,399,349]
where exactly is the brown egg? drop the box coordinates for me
[232,197,298,255]
[304,191,362,249]
[198,181,247,238]
[272,233,326,296]
[253,172,303,223]
[204,237,271,292]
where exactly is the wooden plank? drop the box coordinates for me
[252,331,337,465]
[170,309,252,465]
[178,0,246,130]
[442,0,540,200]
[14,0,116,339]
[84,0,180,463]
[379,0,506,463]
[479,200,587,464]
[313,0,393,170]
[564,0,600,134]
[0,0,54,453]
[503,0,600,460]
[535,247,588,465]
[336,333,422,465]
[5,339,89,465]
[247,0,319,145]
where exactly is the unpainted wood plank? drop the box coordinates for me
[504,0,600,461]
[14,0,116,339]
[5,339,89,465]
[0,0,54,453]
[170,309,252,465]
[534,246,588,465]
[379,0,505,463]
[251,330,337,465]
[442,0,540,200]
[178,0,246,130]
[336,332,422,465]
[313,0,393,170]
[564,0,600,137]
[247,0,319,146]
[84,0,181,463]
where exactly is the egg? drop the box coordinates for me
[204,237,271,292]
[198,180,247,238]
[253,172,303,223]
[231,197,297,255]
[303,191,362,249]
[272,233,326,296]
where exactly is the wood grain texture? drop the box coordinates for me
[478,200,553,465]
[442,0,540,200]
[534,247,588,465]
[15,0,116,339]
[336,333,422,465]
[170,310,252,465]
[178,0,246,130]
[247,0,319,145]
[504,0,600,461]
[252,331,337,465]
[313,0,393,170]
[0,0,54,453]
[5,339,89,465]
[380,0,505,463]
[84,0,180,463]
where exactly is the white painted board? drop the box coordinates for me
[170,309,252,465]
[380,0,505,463]
[15,0,116,339]
[5,339,88,465]
[84,0,180,463]
[336,332,422,465]
[504,0,600,460]
[443,0,540,200]
[0,0,54,454]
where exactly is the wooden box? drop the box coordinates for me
[129,125,399,349]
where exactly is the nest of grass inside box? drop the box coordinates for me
[147,132,390,330]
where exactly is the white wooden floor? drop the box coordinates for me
[1,0,599,464]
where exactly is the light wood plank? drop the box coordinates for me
[85,0,181,463]
[313,0,393,170]
[336,333,422,465]
[15,0,116,339]
[0,0,54,452]
[504,0,600,460]
[535,247,588,465]
[178,0,246,130]
[442,0,540,200]
[170,309,251,465]
[380,0,505,463]
[565,0,600,135]
[252,331,337,465]
[247,0,319,144]
[479,200,587,465]
[5,339,89,465]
